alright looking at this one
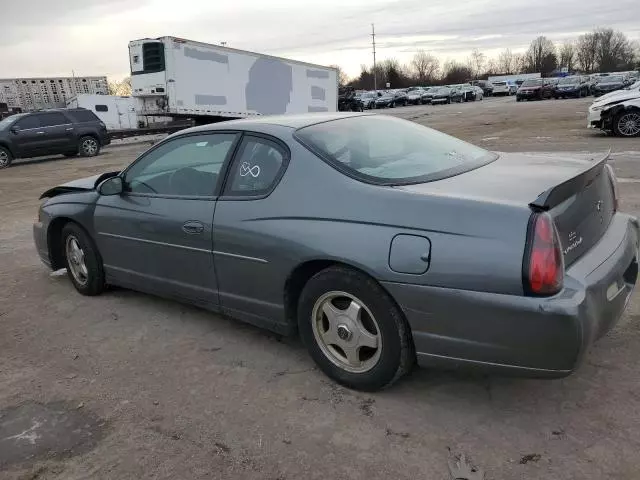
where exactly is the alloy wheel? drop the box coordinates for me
[617,113,640,137]
[82,138,98,156]
[0,150,9,168]
[311,291,382,373]
[66,235,89,285]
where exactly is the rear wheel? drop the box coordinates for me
[0,146,12,169]
[613,110,640,137]
[79,136,100,157]
[62,223,105,296]
[298,266,414,391]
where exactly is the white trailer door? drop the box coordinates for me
[115,98,137,129]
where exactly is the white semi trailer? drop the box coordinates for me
[129,36,338,123]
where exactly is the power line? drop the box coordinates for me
[371,24,377,91]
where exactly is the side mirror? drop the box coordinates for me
[10,125,20,134]
[98,176,123,196]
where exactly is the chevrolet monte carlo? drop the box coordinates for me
[33,114,639,391]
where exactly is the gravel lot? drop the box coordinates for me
[2,97,640,480]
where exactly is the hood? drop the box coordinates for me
[592,88,640,105]
[519,86,541,91]
[397,152,608,208]
[557,83,578,88]
[595,81,623,88]
[40,172,119,199]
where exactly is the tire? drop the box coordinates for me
[298,266,414,391]
[613,110,640,137]
[0,146,13,169]
[78,136,100,157]
[61,223,105,296]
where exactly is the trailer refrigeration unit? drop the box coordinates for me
[129,36,339,123]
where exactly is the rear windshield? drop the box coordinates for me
[295,115,497,185]
[66,109,100,123]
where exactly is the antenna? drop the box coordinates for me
[371,24,377,91]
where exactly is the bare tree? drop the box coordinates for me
[411,50,440,84]
[595,28,634,72]
[485,58,499,76]
[514,53,528,73]
[526,36,557,75]
[329,65,349,86]
[498,48,516,74]
[559,41,576,72]
[576,32,599,73]
[468,48,486,78]
[442,61,472,84]
[108,77,132,96]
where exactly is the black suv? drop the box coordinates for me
[0,108,110,168]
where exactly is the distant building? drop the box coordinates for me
[0,76,109,111]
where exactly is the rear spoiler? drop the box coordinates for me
[529,150,611,210]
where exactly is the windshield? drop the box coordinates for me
[522,79,543,87]
[295,115,497,185]
[0,114,24,130]
[558,77,578,84]
[435,87,450,94]
[362,93,376,98]
[601,75,623,83]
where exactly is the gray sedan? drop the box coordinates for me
[33,113,639,391]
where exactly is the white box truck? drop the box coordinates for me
[129,36,338,122]
[66,94,140,130]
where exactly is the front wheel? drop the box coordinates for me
[613,110,640,137]
[79,136,100,157]
[0,146,13,169]
[62,223,106,296]
[298,266,414,391]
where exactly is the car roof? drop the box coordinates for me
[179,112,369,134]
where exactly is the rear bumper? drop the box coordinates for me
[382,213,639,377]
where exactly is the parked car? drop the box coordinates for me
[392,90,409,107]
[374,92,396,108]
[472,86,484,100]
[554,76,590,98]
[449,84,476,102]
[492,81,515,96]
[587,81,640,137]
[516,78,554,101]
[338,87,364,112]
[0,108,109,169]
[420,87,436,104]
[359,91,379,109]
[33,113,638,391]
[430,87,458,104]
[406,89,424,105]
[592,75,627,97]
[470,80,494,96]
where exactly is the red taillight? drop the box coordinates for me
[524,212,564,296]
[605,163,619,212]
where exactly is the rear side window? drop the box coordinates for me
[295,116,497,185]
[66,109,100,123]
[15,115,41,129]
[224,137,287,197]
[39,112,69,127]
[95,105,108,112]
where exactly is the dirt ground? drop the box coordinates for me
[1,97,640,480]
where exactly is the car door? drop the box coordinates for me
[212,134,290,327]
[10,114,43,158]
[37,112,75,154]
[93,132,239,307]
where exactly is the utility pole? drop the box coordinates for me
[371,23,377,91]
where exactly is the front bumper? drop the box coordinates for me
[556,87,580,97]
[33,220,51,268]
[431,97,448,104]
[382,213,639,377]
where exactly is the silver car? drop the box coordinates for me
[33,114,639,391]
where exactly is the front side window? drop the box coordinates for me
[16,115,41,130]
[224,137,287,197]
[295,116,497,185]
[124,133,237,196]
[95,105,108,112]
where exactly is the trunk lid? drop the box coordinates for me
[398,152,615,266]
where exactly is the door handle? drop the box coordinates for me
[66,128,74,131]
[182,221,204,235]
[36,131,46,135]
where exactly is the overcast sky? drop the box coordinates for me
[2,0,639,81]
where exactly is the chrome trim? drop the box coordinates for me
[98,231,211,254]
[98,231,268,263]
[212,250,268,264]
